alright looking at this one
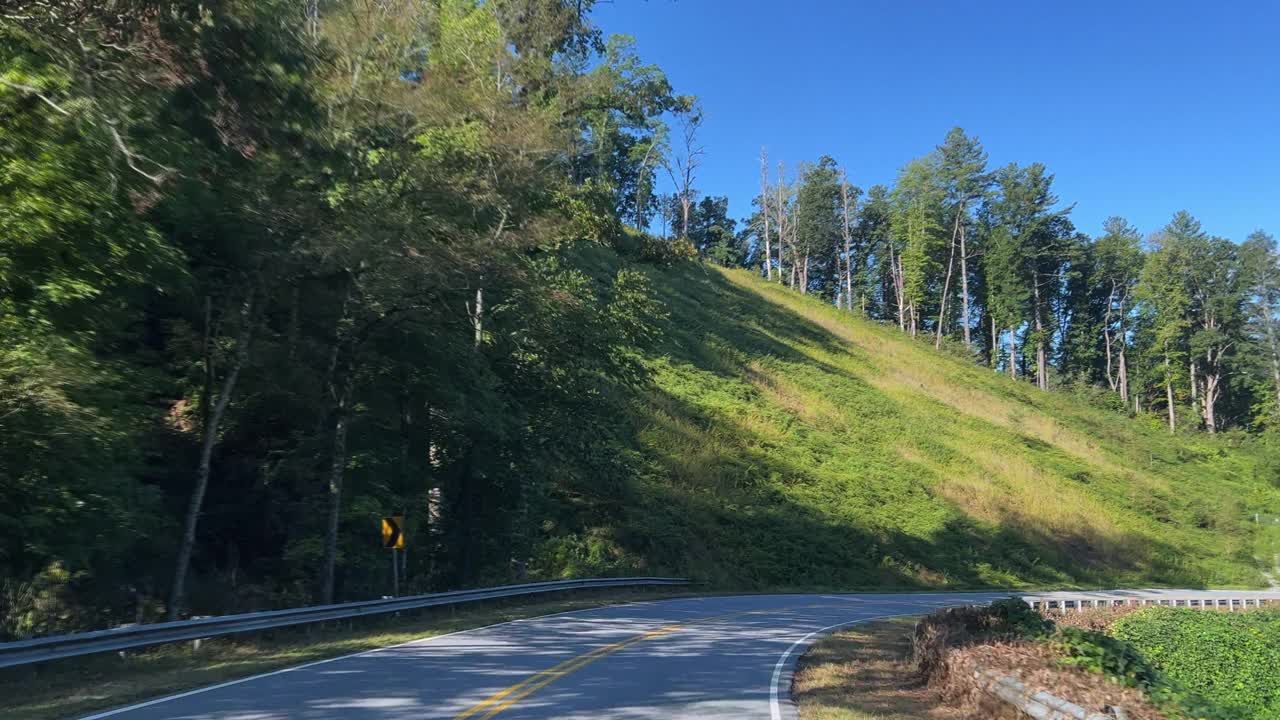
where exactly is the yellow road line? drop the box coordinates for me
[451,609,753,720]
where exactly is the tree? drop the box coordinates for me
[688,196,740,264]
[759,148,773,280]
[1094,218,1144,402]
[1241,231,1280,427]
[980,163,1072,389]
[839,172,863,313]
[794,156,843,297]
[1187,234,1244,432]
[892,157,945,336]
[935,128,991,348]
[664,99,704,240]
[1137,215,1197,432]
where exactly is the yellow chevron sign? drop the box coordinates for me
[381,515,405,549]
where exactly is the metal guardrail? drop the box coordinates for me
[0,576,688,669]
[970,666,1115,720]
[1021,591,1280,613]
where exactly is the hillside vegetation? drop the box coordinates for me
[6,1,1280,640]
[566,247,1280,589]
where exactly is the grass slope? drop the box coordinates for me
[568,248,1280,590]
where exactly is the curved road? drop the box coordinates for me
[83,592,1005,720]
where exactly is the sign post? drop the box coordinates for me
[381,515,405,596]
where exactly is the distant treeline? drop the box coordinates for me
[669,133,1280,436]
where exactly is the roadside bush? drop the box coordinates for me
[1111,609,1280,719]
[913,598,1054,679]
[1053,627,1159,690]
[989,597,1055,638]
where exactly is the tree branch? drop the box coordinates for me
[0,78,72,116]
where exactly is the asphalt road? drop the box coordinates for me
[81,592,1008,720]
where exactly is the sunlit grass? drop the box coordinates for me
[593,252,1280,590]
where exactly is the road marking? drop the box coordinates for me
[453,623,684,720]
[75,597,673,720]
[451,609,761,720]
[768,612,913,720]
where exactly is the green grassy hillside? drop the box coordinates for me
[553,247,1280,590]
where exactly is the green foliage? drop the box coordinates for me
[988,597,1055,638]
[1053,626,1159,688]
[1111,609,1280,719]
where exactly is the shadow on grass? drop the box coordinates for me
[601,259,1214,590]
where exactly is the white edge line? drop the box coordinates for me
[79,592,1001,720]
[768,612,915,720]
[76,595,674,720]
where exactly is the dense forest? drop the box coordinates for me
[2,0,1278,639]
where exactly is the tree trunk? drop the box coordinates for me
[889,246,906,332]
[318,277,356,605]
[760,150,772,281]
[169,289,255,620]
[934,206,962,348]
[1164,355,1177,433]
[472,284,484,349]
[1118,345,1129,405]
[959,219,971,348]
[1103,283,1117,391]
[1032,279,1047,390]
[1204,370,1219,433]
[775,162,787,285]
[319,371,354,604]
[840,176,855,313]
[990,314,998,369]
[1189,360,1198,403]
[1008,327,1017,380]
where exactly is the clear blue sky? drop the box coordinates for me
[593,0,1280,241]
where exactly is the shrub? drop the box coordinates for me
[989,597,1055,638]
[1110,608,1280,719]
[1053,626,1159,690]
[913,598,1054,680]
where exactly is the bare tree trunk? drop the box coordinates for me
[635,141,659,228]
[959,219,971,348]
[1165,355,1177,433]
[789,213,799,291]
[934,208,960,349]
[472,285,484,349]
[800,253,809,294]
[840,175,855,313]
[775,161,787,285]
[760,149,772,281]
[890,248,906,332]
[170,289,255,620]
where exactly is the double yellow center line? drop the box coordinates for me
[451,609,757,720]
